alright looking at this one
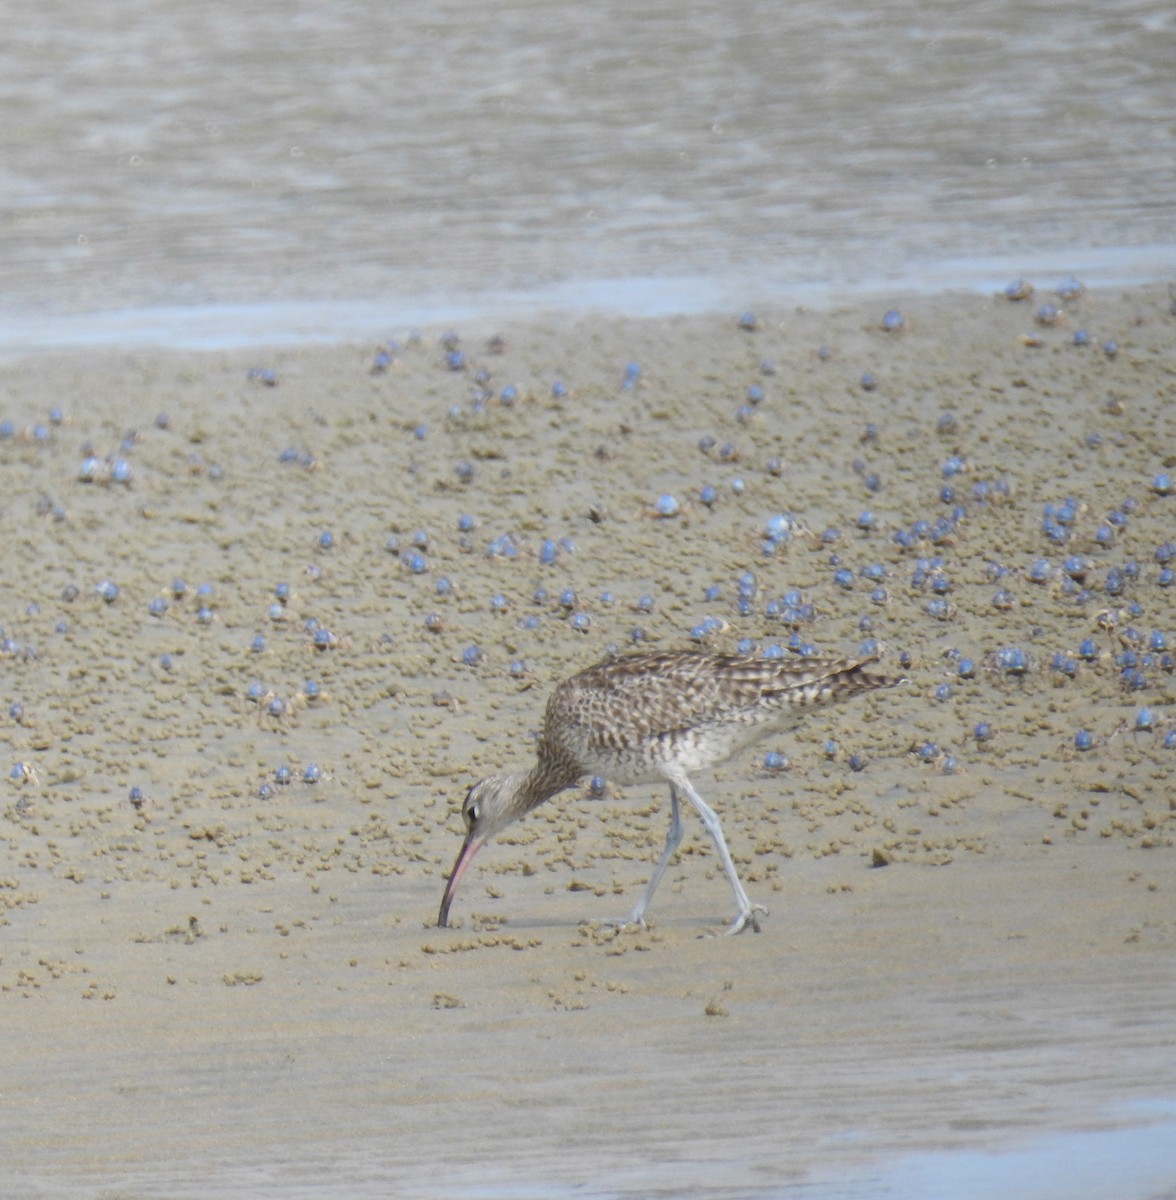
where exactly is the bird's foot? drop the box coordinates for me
[595,908,649,935]
[717,902,768,936]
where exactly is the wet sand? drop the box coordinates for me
[2,285,1174,1198]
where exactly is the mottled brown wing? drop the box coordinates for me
[544,651,879,754]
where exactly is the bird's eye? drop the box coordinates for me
[465,801,479,827]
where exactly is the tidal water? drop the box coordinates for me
[2,0,1174,346]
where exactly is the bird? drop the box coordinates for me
[437,649,905,934]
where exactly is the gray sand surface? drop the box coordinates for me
[2,286,1174,1197]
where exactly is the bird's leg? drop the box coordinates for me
[675,774,767,935]
[619,784,684,928]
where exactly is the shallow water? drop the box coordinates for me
[839,1108,1176,1200]
[8,1100,1175,1199]
[3,0,1175,343]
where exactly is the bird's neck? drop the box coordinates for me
[516,748,582,813]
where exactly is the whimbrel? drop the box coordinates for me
[438,650,904,934]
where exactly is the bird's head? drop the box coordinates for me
[437,774,523,927]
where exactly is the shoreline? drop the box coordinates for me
[2,251,1174,353]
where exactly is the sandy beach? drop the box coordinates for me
[2,285,1174,1198]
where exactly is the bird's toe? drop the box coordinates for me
[724,903,768,935]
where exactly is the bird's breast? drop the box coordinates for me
[553,710,776,786]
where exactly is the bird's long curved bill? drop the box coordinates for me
[438,831,484,927]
